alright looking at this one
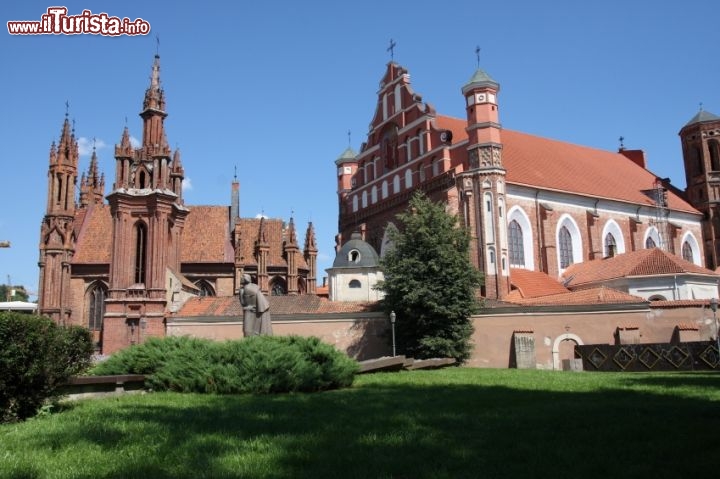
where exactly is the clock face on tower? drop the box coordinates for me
[440,131,453,143]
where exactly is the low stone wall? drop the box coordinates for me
[167,304,715,370]
[58,375,147,400]
[469,304,715,369]
[167,312,390,361]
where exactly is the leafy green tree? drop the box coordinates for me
[378,192,483,363]
[0,313,93,422]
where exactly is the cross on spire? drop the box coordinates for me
[155,35,160,56]
[475,45,481,68]
[619,136,625,149]
[387,38,396,61]
[65,100,69,118]
[347,129,351,147]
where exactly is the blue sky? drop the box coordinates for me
[1,1,717,299]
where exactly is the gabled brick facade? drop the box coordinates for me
[336,61,707,300]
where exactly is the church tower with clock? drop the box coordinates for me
[456,66,510,299]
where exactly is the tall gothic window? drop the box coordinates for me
[605,233,617,258]
[710,140,720,171]
[134,222,147,284]
[382,124,399,172]
[508,220,525,267]
[87,283,107,331]
[682,241,693,262]
[56,175,63,206]
[645,236,657,249]
[559,226,573,268]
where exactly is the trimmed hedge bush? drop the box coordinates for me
[0,312,93,423]
[90,335,359,394]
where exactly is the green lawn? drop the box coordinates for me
[2,368,719,479]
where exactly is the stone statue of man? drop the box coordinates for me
[239,274,273,337]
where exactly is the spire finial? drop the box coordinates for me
[387,38,396,61]
[150,53,160,88]
[475,45,481,68]
[72,118,76,136]
[700,102,704,112]
[347,129,351,147]
[155,35,160,57]
[92,136,97,152]
[619,136,625,150]
[65,100,69,118]
[234,165,237,181]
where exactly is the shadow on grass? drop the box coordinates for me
[617,371,720,389]
[4,371,720,479]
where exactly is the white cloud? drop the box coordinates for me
[255,213,268,219]
[77,137,107,156]
[182,178,192,191]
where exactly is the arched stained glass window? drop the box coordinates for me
[88,283,106,331]
[508,220,525,267]
[559,226,573,268]
[682,241,693,262]
[605,233,617,258]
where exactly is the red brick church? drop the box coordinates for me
[38,55,318,353]
[36,52,720,366]
[335,60,717,301]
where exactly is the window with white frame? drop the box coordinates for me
[507,206,534,270]
[508,220,525,267]
[556,215,582,271]
[559,226,573,268]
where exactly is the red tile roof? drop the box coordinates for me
[181,206,233,263]
[649,299,715,309]
[509,268,569,298]
[435,115,697,214]
[505,286,646,307]
[70,204,307,270]
[562,248,718,288]
[176,294,380,318]
[72,204,113,263]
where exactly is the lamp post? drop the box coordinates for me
[390,311,396,357]
[711,298,719,367]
